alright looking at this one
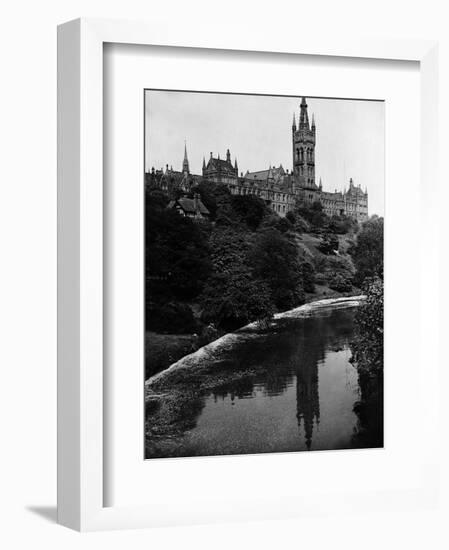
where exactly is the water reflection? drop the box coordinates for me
[145,308,383,458]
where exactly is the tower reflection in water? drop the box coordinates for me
[293,319,326,451]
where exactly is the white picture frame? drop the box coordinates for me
[57,17,439,531]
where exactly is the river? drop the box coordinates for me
[145,296,383,459]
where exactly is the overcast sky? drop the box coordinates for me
[145,90,384,216]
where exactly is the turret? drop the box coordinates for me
[226,148,231,163]
[234,157,238,174]
[292,112,297,131]
[311,113,316,134]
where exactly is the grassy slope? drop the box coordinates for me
[296,231,360,301]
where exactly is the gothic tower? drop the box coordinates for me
[182,141,190,174]
[292,97,316,188]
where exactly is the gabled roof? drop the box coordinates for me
[245,165,285,182]
[169,197,210,215]
[206,157,235,173]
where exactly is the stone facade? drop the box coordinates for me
[146,97,368,222]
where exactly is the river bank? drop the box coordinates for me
[147,295,365,388]
[145,288,362,380]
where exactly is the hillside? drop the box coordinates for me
[145,186,383,380]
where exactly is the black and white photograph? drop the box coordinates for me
[144,90,384,459]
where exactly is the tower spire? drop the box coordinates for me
[299,97,310,130]
[182,141,190,174]
[292,112,297,130]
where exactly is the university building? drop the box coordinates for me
[146,97,368,222]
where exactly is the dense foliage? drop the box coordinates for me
[351,277,384,447]
[145,188,211,332]
[250,229,304,310]
[349,216,384,286]
[145,184,383,339]
[351,277,384,374]
[200,228,274,329]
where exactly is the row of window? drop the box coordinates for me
[295,148,314,163]
[271,203,287,214]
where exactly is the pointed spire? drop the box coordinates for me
[292,112,296,130]
[202,156,206,170]
[234,157,238,172]
[182,141,189,174]
[299,97,310,130]
[226,148,231,163]
[311,113,316,131]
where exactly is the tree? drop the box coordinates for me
[296,200,329,231]
[200,227,274,329]
[201,267,274,330]
[194,181,234,222]
[328,214,358,235]
[350,216,384,286]
[300,260,316,293]
[230,194,270,230]
[145,204,211,301]
[250,229,304,311]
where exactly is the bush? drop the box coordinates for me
[300,260,316,293]
[294,214,311,234]
[260,213,293,234]
[328,272,352,292]
[318,233,339,255]
[285,211,296,225]
[146,301,198,334]
[314,254,355,290]
[328,215,358,235]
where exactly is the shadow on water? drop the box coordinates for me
[145,307,382,458]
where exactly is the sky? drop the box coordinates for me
[145,90,385,216]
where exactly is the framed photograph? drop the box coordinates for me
[58,18,440,531]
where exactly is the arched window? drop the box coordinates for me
[296,148,299,161]
[299,148,304,162]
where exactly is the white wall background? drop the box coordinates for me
[0,1,448,548]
